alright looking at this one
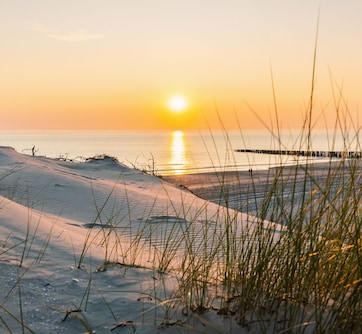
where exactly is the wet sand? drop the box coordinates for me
[163,160,362,220]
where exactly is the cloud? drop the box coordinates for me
[48,31,105,42]
[28,21,105,42]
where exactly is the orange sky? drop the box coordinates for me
[1,1,362,131]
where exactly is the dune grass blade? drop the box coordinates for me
[0,304,36,334]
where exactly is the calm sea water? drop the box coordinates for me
[0,130,360,175]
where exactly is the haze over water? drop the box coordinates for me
[1,130,359,175]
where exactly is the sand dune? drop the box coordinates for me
[0,146,282,333]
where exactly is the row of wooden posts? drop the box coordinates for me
[235,149,362,159]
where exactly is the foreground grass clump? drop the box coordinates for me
[161,149,361,333]
[245,161,361,333]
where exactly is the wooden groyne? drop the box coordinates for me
[235,149,362,159]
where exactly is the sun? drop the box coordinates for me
[168,95,188,113]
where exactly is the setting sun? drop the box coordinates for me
[168,95,188,113]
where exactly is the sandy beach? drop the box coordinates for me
[1,147,361,333]
[0,146,277,333]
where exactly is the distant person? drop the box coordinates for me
[32,145,35,156]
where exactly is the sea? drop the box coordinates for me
[0,129,360,175]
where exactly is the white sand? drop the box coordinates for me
[0,146,283,333]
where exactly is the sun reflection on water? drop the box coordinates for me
[169,130,189,175]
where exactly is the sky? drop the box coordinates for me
[1,0,362,131]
